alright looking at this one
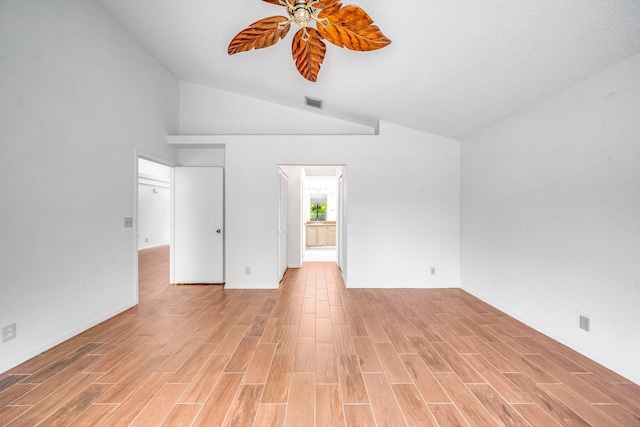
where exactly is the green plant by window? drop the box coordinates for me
[310,203,327,221]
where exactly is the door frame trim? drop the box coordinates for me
[277,164,347,285]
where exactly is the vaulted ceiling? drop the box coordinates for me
[97,0,640,139]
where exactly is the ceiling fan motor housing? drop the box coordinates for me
[291,0,314,27]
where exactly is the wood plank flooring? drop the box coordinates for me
[1,245,639,426]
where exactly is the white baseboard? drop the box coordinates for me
[138,242,170,251]
[461,286,640,386]
[0,301,137,375]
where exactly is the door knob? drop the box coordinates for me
[216,229,221,234]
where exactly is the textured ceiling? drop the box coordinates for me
[97,0,640,139]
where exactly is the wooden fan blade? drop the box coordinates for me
[263,0,285,5]
[228,16,291,55]
[317,4,391,51]
[312,0,339,9]
[292,28,326,82]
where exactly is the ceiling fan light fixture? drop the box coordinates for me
[292,4,312,27]
[305,96,324,109]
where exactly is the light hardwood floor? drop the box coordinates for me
[1,245,639,426]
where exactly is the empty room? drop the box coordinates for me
[1,0,639,425]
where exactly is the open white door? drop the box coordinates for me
[337,172,344,271]
[278,168,289,282]
[171,167,224,284]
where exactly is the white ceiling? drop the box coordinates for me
[98,0,640,139]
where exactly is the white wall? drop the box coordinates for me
[0,0,179,373]
[170,121,461,290]
[461,54,640,384]
[180,81,375,135]
[137,180,170,249]
[138,159,171,250]
[179,147,225,167]
[139,157,173,180]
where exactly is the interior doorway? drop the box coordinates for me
[278,165,347,281]
[135,155,175,300]
[304,172,338,262]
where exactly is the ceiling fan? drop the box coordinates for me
[228,0,391,82]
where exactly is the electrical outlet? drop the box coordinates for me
[124,217,133,228]
[2,323,16,343]
[430,267,436,275]
[579,315,590,332]
[245,267,251,275]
